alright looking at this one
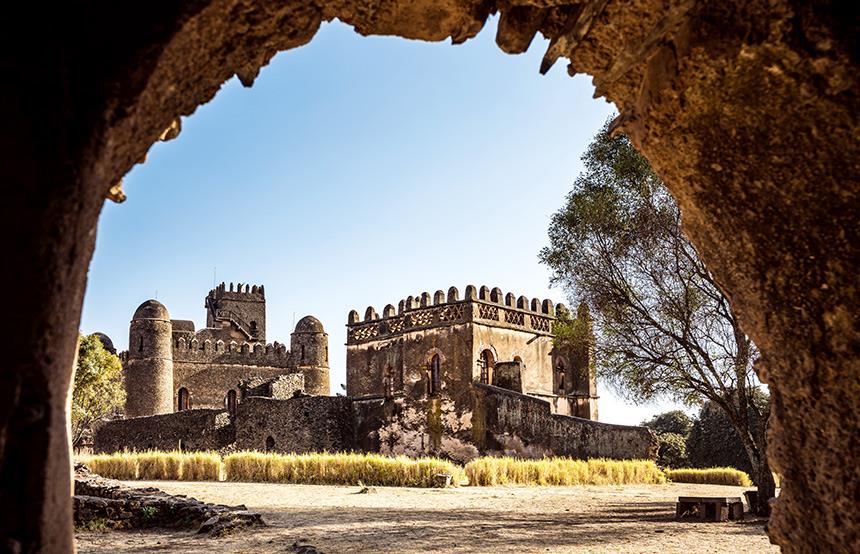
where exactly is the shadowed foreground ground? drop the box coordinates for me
[76,481,778,553]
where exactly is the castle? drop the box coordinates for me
[120,282,329,417]
[346,285,598,420]
[96,283,655,461]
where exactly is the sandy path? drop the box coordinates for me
[76,481,778,553]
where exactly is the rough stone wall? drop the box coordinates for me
[471,384,656,460]
[93,409,232,453]
[233,396,353,454]
[173,362,298,410]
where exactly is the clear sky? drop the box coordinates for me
[80,17,686,425]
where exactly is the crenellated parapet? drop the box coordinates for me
[207,281,265,301]
[171,337,293,368]
[346,285,565,344]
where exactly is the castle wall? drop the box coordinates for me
[173,361,298,410]
[471,384,656,460]
[233,396,353,453]
[347,323,475,410]
[471,324,555,394]
[93,409,232,453]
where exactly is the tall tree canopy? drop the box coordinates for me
[540,120,774,512]
[71,334,125,449]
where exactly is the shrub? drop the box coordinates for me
[642,411,693,437]
[464,457,666,486]
[224,451,465,487]
[655,432,688,468]
[666,467,752,487]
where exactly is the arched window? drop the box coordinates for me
[177,387,190,411]
[556,360,566,394]
[429,355,441,396]
[138,336,144,353]
[249,321,257,335]
[479,349,495,384]
[265,436,275,451]
[226,389,238,416]
[383,366,394,398]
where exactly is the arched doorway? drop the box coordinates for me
[226,389,238,416]
[177,387,190,411]
[265,436,275,452]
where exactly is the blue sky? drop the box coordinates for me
[80,17,685,425]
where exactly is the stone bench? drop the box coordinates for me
[676,496,744,522]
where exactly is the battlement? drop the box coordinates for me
[346,285,566,344]
[171,337,293,368]
[207,281,265,302]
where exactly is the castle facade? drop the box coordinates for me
[120,282,329,418]
[96,283,655,462]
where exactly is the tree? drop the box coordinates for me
[540,120,774,513]
[642,410,693,437]
[71,334,126,449]
[687,392,769,475]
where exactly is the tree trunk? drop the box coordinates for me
[754,460,777,516]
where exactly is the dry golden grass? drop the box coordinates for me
[464,457,666,486]
[85,452,138,480]
[666,467,752,487]
[82,451,222,481]
[224,451,465,487]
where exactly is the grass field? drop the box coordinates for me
[665,467,752,487]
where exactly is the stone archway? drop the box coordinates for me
[2,1,857,552]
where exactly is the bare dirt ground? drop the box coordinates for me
[76,481,778,553]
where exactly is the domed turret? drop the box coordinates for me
[126,299,174,417]
[291,315,329,395]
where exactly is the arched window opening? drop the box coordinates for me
[556,361,566,394]
[138,336,144,353]
[265,436,275,451]
[479,349,495,384]
[429,355,441,396]
[249,320,257,335]
[383,366,394,398]
[226,389,238,416]
[177,387,190,411]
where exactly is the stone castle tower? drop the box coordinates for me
[125,299,174,417]
[121,283,329,417]
[290,316,329,396]
[204,282,265,341]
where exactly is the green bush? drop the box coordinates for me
[642,411,693,437]
[655,432,688,468]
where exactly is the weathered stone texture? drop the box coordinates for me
[233,396,353,454]
[93,409,232,454]
[472,384,656,460]
[74,464,264,535]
